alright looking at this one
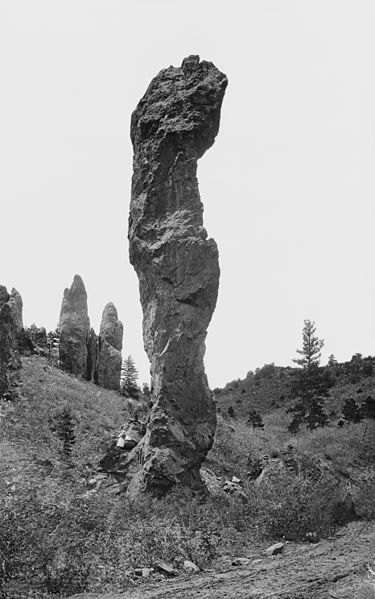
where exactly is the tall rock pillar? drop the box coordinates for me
[97,302,123,390]
[0,287,23,399]
[59,275,90,377]
[128,56,227,495]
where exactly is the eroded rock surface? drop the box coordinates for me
[0,287,23,398]
[127,55,227,495]
[59,275,90,377]
[97,303,123,390]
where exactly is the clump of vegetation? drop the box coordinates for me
[247,409,264,428]
[342,397,363,423]
[51,405,76,459]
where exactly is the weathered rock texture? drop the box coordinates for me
[127,55,227,495]
[59,275,90,377]
[87,328,98,383]
[0,287,23,398]
[97,303,123,390]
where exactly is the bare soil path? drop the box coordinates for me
[69,521,375,599]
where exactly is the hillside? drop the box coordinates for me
[0,355,374,598]
[214,356,375,422]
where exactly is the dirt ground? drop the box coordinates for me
[69,520,375,599]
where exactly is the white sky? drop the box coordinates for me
[1,1,375,388]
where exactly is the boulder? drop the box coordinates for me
[59,275,90,377]
[127,55,227,496]
[183,560,200,573]
[265,542,285,556]
[96,303,123,390]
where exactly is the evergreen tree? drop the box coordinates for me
[51,406,76,458]
[121,355,140,399]
[287,320,329,432]
[342,397,363,423]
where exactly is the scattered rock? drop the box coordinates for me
[59,275,90,378]
[97,302,123,390]
[231,557,252,567]
[183,560,200,573]
[153,559,176,577]
[127,55,227,497]
[265,542,285,556]
[201,468,223,495]
[223,479,247,500]
[141,567,155,578]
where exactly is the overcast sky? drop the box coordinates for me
[1,1,375,388]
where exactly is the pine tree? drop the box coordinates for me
[121,355,140,399]
[287,320,329,432]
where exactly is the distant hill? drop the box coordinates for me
[214,355,375,423]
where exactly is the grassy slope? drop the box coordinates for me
[1,355,374,597]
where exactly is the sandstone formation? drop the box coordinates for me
[97,303,123,390]
[87,328,98,383]
[127,55,227,495]
[0,287,23,399]
[59,275,90,377]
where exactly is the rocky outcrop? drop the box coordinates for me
[127,56,227,496]
[97,303,123,390]
[59,275,90,378]
[0,287,23,399]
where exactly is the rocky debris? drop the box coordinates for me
[116,418,145,449]
[183,560,200,574]
[265,542,285,556]
[99,419,147,479]
[200,468,248,499]
[133,567,155,578]
[59,275,90,378]
[231,557,253,567]
[153,559,176,577]
[127,55,227,496]
[0,287,23,399]
[97,303,123,390]
[201,467,223,494]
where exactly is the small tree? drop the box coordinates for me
[287,320,329,432]
[121,355,140,399]
[227,406,235,418]
[51,406,76,458]
[247,409,264,429]
[342,397,363,423]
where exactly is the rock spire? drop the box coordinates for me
[97,302,123,390]
[59,275,90,377]
[127,55,227,495]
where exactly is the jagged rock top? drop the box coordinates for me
[99,302,123,351]
[131,55,228,159]
[60,275,89,322]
